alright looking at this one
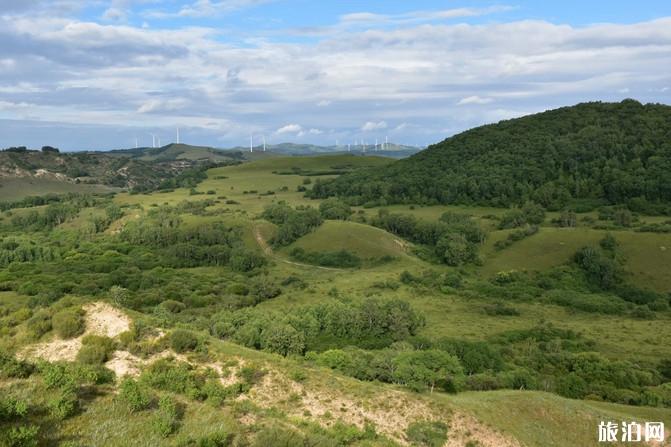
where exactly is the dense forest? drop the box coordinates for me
[310,100,671,211]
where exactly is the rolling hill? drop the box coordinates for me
[310,100,671,211]
[0,145,242,200]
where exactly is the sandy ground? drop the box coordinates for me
[21,301,131,366]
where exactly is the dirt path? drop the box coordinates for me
[253,226,344,272]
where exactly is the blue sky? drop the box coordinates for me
[1,0,671,150]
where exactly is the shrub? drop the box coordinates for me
[160,300,186,313]
[191,431,233,447]
[170,330,200,353]
[0,351,34,379]
[3,425,40,447]
[76,335,116,364]
[319,198,352,220]
[290,248,362,268]
[25,310,52,340]
[52,309,84,339]
[227,283,249,296]
[406,421,449,447]
[152,395,182,437]
[0,397,29,421]
[483,303,520,316]
[119,378,152,412]
[48,390,78,419]
[141,359,205,398]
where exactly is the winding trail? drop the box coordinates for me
[253,226,344,272]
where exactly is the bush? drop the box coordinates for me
[0,351,34,379]
[76,335,116,364]
[152,395,182,437]
[436,233,477,266]
[483,303,520,316]
[47,390,78,419]
[3,425,40,447]
[0,397,29,421]
[290,248,362,268]
[170,330,200,353]
[119,378,152,412]
[141,359,205,398]
[406,421,448,447]
[52,309,84,339]
[319,198,352,220]
[25,310,52,340]
[160,300,186,313]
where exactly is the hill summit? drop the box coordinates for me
[310,100,671,210]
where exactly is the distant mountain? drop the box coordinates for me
[0,144,236,193]
[108,143,248,163]
[224,142,421,158]
[309,100,671,210]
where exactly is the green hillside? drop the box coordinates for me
[311,100,671,211]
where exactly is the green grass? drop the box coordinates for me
[0,178,116,201]
[480,227,671,292]
[447,390,671,447]
[280,220,410,260]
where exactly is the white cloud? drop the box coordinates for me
[458,96,494,105]
[102,7,127,22]
[1,9,671,149]
[361,121,388,131]
[137,99,189,114]
[308,128,323,135]
[147,0,273,19]
[276,123,303,134]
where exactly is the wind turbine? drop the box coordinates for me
[176,127,180,144]
[385,136,388,150]
[250,135,253,153]
[263,135,266,152]
[148,133,156,148]
[375,138,378,151]
[135,137,138,149]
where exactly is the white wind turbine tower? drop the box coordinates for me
[148,133,156,148]
[176,127,180,144]
[250,135,253,153]
[385,136,388,150]
[263,135,266,152]
[135,137,138,149]
[375,138,378,151]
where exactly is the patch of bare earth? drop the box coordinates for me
[445,412,522,447]
[21,301,131,370]
[240,369,519,446]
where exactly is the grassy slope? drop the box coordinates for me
[280,220,410,260]
[0,178,116,201]
[481,227,671,291]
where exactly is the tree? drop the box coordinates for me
[319,198,352,220]
[435,234,477,266]
[261,323,305,356]
[392,350,462,392]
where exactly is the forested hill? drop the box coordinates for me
[309,100,671,210]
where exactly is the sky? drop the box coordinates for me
[1,1,671,151]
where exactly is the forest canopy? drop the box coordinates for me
[309,100,671,210]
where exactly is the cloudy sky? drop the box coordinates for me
[1,0,670,151]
